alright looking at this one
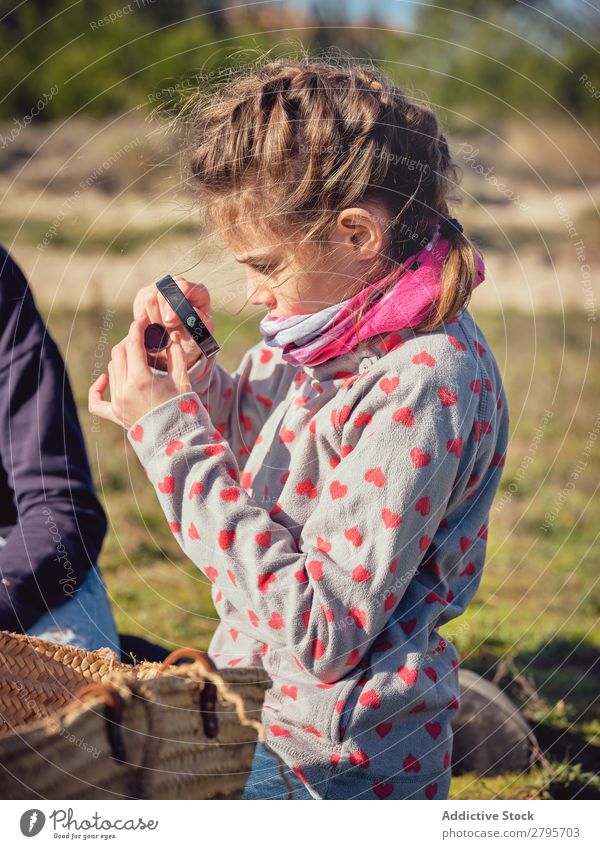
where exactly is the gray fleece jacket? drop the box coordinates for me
[127,306,509,799]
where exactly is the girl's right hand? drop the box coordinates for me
[133,275,215,372]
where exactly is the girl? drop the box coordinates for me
[90,58,509,800]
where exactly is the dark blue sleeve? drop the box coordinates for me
[0,247,108,631]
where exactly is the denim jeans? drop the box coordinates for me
[0,535,119,652]
[242,741,452,800]
[242,743,315,799]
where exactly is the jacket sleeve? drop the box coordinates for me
[0,248,107,631]
[184,340,292,470]
[127,348,481,684]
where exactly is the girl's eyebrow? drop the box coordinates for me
[234,252,274,264]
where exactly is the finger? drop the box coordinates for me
[126,317,152,380]
[88,374,119,424]
[167,331,192,393]
[170,276,214,330]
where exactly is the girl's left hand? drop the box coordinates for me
[89,317,193,430]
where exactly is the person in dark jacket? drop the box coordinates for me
[0,246,118,651]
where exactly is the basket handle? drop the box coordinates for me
[75,682,127,762]
[158,647,219,739]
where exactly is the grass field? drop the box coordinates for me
[44,303,600,799]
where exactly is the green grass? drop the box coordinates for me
[43,304,600,799]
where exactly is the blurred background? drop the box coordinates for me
[0,0,598,799]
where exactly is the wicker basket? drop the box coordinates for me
[0,631,276,800]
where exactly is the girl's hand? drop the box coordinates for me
[132,275,215,372]
[88,318,193,430]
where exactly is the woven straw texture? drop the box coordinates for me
[0,631,271,800]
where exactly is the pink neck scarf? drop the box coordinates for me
[259,223,486,367]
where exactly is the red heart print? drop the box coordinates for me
[359,689,381,709]
[307,560,324,581]
[438,386,458,407]
[256,530,272,548]
[168,521,180,534]
[297,479,318,498]
[424,666,438,682]
[220,486,239,502]
[259,348,273,363]
[248,610,259,627]
[443,751,451,769]
[448,335,466,351]
[270,725,291,737]
[166,439,184,456]
[268,612,284,629]
[204,566,218,582]
[353,412,372,428]
[188,522,200,540]
[379,376,400,395]
[281,685,297,700]
[279,426,295,443]
[204,444,225,456]
[375,722,392,738]
[460,535,472,553]
[412,351,435,367]
[392,406,415,427]
[157,476,175,494]
[382,508,402,528]
[349,751,370,768]
[398,665,418,686]
[312,638,326,659]
[330,753,341,767]
[425,721,442,739]
[302,610,310,629]
[415,496,430,516]
[447,437,463,458]
[345,527,363,547]
[400,618,417,635]
[409,701,427,713]
[308,418,317,435]
[352,565,371,582]
[410,447,431,467]
[329,454,340,468]
[426,783,438,799]
[229,628,238,641]
[258,572,276,593]
[218,529,236,550]
[373,782,394,799]
[349,608,367,629]
[179,398,199,415]
[316,536,332,553]
[470,379,482,394]
[340,444,353,457]
[403,754,420,773]
[420,534,431,553]
[460,561,476,576]
[329,480,348,499]
[226,569,237,586]
[365,467,385,487]
[474,341,486,356]
[381,333,403,352]
[130,424,144,442]
[188,481,204,499]
[384,592,398,611]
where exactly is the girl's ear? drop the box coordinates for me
[335,206,387,262]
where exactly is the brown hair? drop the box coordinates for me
[173,52,480,334]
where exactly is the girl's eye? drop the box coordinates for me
[253,263,276,275]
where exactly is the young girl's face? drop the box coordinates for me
[222,200,391,318]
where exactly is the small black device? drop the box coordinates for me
[144,322,170,353]
[155,274,220,358]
